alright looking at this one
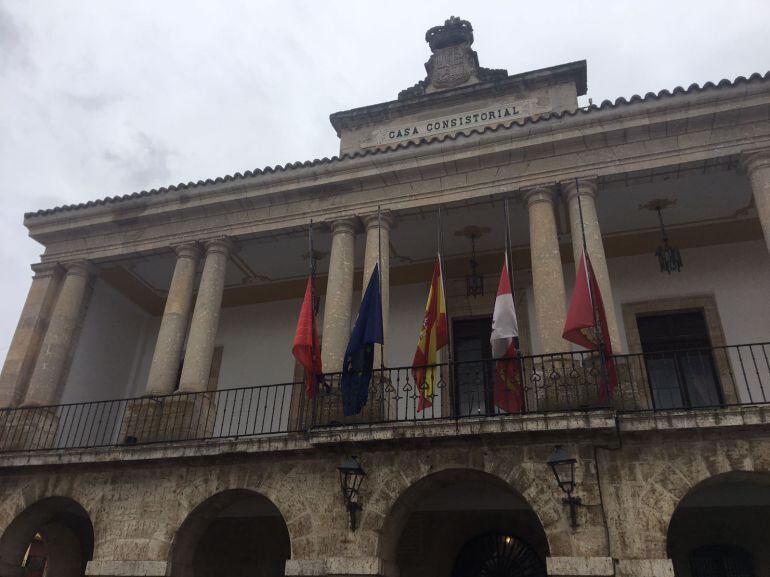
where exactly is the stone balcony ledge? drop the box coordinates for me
[618,403,770,432]
[1,405,768,470]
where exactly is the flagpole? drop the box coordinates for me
[438,206,453,364]
[308,219,319,426]
[574,178,609,398]
[504,196,526,410]
[377,205,384,371]
[503,197,518,319]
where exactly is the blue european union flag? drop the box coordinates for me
[341,264,384,416]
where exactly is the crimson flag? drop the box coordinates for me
[292,277,323,398]
[563,252,617,400]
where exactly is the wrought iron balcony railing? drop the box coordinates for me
[0,343,768,453]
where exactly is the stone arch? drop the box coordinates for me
[378,468,549,577]
[0,496,94,577]
[169,488,291,577]
[666,470,770,577]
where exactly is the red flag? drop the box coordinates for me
[412,257,448,412]
[491,256,524,413]
[292,277,322,398]
[563,252,617,399]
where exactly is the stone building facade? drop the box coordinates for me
[1,16,770,577]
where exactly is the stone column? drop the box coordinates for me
[144,243,201,395]
[178,238,231,393]
[741,150,770,256]
[23,261,94,407]
[362,212,392,366]
[0,263,63,408]
[526,187,568,354]
[322,218,357,373]
[563,179,621,352]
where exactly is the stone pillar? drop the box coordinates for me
[0,263,62,408]
[144,243,201,395]
[178,238,231,393]
[614,559,674,577]
[563,179,621,352]
[546,556,614,577]
[741,150,770,256]
[362,212,391,366]
[526,187,568,354]
[322,218,357,373]
[23,261,94,407]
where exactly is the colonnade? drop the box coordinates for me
[2,154,770,409]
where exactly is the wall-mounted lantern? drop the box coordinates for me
[547,445,582,529]
[338,455,366,531]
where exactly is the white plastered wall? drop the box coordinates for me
[607,240,770,350]
[61,279,157,403]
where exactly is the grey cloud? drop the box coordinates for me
[63,92,123,112]
[103,132,176,191]
[0,0,26,72]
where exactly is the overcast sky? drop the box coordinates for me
[1,0,769,358]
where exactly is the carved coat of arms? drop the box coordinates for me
[430,44,474,89]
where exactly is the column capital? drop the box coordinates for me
[30,262,63,280]
[740,149,770,177]
[64,260,98,279]
[524,185,557,207]
[203,237,233,256]
[173,242,202,260]
[562,177,599,202]
[362,211,394,230]
[330,217,358,235]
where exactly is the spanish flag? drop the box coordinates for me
[412,256,448,412]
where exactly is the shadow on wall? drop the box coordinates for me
[379,468,549,577]
[169,489,290,577]
[0,496,94,577]
[667,470,770,577]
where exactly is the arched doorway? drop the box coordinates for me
[0,497,94,577]
[451,533,545,577]
[380,469,548,577]
[170,489,291,577]
[668,471,770,577]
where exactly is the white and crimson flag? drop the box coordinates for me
[491,256,524,413]
[412,256,448,412]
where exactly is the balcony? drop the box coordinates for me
[1,343,768,453]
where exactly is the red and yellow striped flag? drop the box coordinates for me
[412,256,448,412]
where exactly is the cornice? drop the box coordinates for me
[24,71,770,228]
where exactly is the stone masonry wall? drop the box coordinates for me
[0,420,768,576]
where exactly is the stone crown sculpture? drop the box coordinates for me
[399,17,507,101]
[425,16,474,51]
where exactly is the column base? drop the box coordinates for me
[547,556,614,577]
[0,407,59,451]
[119,393,216,444]
[86,559,168,576]
[527,357,611,412]
[615,559,674,577]
[310,375,388,427]
[285,557,396,577]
